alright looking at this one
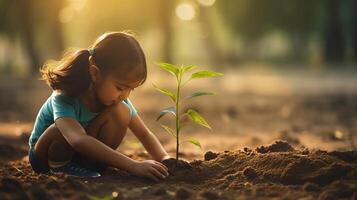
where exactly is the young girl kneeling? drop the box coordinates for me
[28,31,170,182]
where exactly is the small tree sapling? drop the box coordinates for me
[153,63,223,166]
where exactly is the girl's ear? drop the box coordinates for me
[89,64,102,83]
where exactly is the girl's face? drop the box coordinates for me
[90,65,143,106]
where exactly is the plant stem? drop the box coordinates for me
[175,71,182,166]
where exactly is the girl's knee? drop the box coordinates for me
[35,124,66,148]
[85,102,131,139]
[108,101,132,126]
[34,123,73,162]
[48,139,74,161]
[46,124,73,159]
[92,102,131,149]
[49,124,67,142]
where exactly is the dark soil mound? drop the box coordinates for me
[160,141,357,198]
[1,140,357,200]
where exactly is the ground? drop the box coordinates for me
[0,67,356,199]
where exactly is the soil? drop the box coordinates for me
[0,137,356,200]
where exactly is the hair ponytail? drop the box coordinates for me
[39,49,92,97]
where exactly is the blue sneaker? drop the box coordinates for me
[50,162,101,178]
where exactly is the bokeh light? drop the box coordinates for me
[175,2,196,21]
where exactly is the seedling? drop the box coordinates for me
[153,63,223,166]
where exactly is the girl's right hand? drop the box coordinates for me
[130,160,169,182]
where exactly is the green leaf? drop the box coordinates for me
[152,83,176,102]
[160,124,176,137]
[156,106,176,121]
[189,70,223,80]
[180,137,202,149]
[185,91,215,100]
[181,65,198,74]
[187,138,202,149]
[157,62,179,77]
[187,109,212,130]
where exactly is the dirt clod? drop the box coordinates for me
[256,140,294,153]
[243,147,252,152]
[204,151,218,161]
[162,158,192,174]
[243,166,258,180]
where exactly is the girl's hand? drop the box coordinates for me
[130,160,169,182]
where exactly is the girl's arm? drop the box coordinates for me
[129,114,171,162]
[55,117,138,171]
[55,117,168,181]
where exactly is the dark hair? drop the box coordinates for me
[40,31,147,97]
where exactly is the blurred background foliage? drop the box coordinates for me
[0,0,357,77]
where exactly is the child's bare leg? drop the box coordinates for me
[87,101,132,148]
[33,101,131,170]
[74,101,132,169]
[34,124,74,165]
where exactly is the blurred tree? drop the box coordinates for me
[217,0,275,60]
[197,4,223,65]
[0,0,18,73]
[352,1,357,60]
[18,0,41,74]
[273,0,322,62]
[215,0,357,64]
[217,0,323,62]
[0,0,41,74]
[323,0,345,63]
[46,0,65,55]
[0,0,65,75]
[159,0,174,63]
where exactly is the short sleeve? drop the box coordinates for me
[123,98,137,118]
[51,93,77,121]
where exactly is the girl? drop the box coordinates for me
[28,31,171,182]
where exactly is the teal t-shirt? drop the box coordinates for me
[28,91,137,148]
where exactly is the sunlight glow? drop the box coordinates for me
[176,3,196,21]
[198,0,216,7]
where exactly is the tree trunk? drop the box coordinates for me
[159,0,174,63]
[324,0,345,63]
[352,1,357,60]
[198,5,223,65]
[48,0,65,56]
[18,0,41,75]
